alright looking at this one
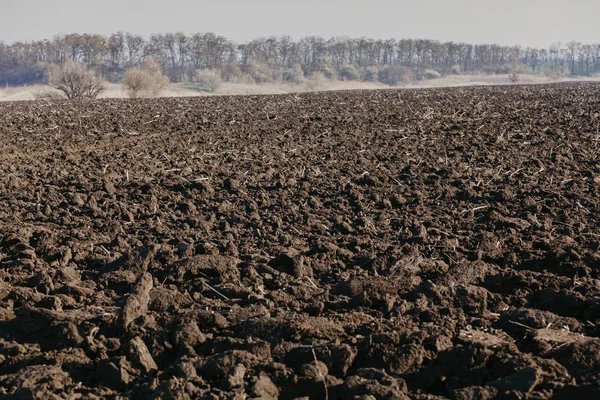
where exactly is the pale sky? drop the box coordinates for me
[1,0,598,47]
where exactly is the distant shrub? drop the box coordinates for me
[123,57,170,98]
[506,61,530,82]
[221,63,246,82]
[47,59,105,100]
[451,64,462,75]
[193,69,223,92]
[318,56,337,80]
[305,72,327,91]
[245,61,277,83]
[123,69,149,97]
[378,65,416,86]
[362,66,380,82]
[423,69,441,80]
[282,64,305,84]
[338,64,361,81]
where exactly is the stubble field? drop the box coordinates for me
[1,83,600,399]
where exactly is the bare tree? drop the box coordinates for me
[47,59,105,99]
[124,33,145,68]
[193,68,222,92]
[107,32,126,78]
[565,41,581,75]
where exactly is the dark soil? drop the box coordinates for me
[1,83,600,399]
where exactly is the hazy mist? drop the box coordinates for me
[1,0,598,47]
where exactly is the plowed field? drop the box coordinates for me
[1,83,600,399]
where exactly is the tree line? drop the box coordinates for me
[1,32,599,86]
